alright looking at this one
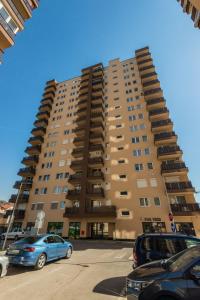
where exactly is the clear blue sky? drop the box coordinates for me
[0,0,200,202]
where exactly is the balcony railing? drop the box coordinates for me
[31,127,46,136]
[87,187,105,197]
[7,0,24,23]
[166,181,195,193]
[34,118,48,127]
[154,131,177,142]
[149,107,168,116]
[146,97,165,106]
[161,162,187,173]
[36,111,50,119]
[139,64,155,72]
[21,155,39,165]
[89,144,104,152]
[0,14,15,40]
[28,136,44,145]
[88,157,104,166]
[157,145,182,156]
[14,209,25,220]
[137,58,152,65]
[67,190,81,197]
[86,206,116,216]
[18,167,35,177]
[143,79,160,87]
[39,103,52,112]
[151,119,172,129]
[13,180,32,190]
[144,88,162,96]
[87,171,104,180]
[141,72,157,79]
[136,52,150,59]
[25,145,41,155]
[170,203,200,215]
[9,193,29,204]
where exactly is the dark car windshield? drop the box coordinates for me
[167,247,200,272]
[17,236,42,244]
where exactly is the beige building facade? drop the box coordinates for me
[177,0,200,28]
[0,0,39,64]
[10,47,200,239]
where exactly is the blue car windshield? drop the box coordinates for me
[17,236,42,244]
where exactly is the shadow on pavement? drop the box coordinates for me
[6,265,34,277]
[69,240,133,251]
[93,276,126,298]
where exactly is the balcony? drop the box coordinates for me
[34,118,48,128]
[138,64,155,74]
[13,180,32,190]
[41,97,54,106]
[166,181,195,194]
[21,155,39,166]
[89,144,104,153]
[74,127,86,136]
[43,90,55,98]
[154,131,177,145]
[18,167,35,177]
[87,171,104,182]
[14,209,25,220]
[88,157,104,167]
[137,58,153,66]
[87,188,105,198]
[70,160,83,170]
[91,103,104,112]
[149,107,169,121]
[146,97,165,109]
[143,79,160,89]
[64,205,116,218]
[6,0,24,24]
[39,103,52,113]
[141,72,157,80]
[91,113,104,123]
[68,173,83,183]
[71,147,84,158]
[157,145,182,159]
[36,111,50,120]
[25,145,41,155]
[144,88,162,99]
[73,136,85,146]
[76,116,87,125]
[170,203,200,216]
[66,189,81,199]
[135,46,149,55]
[28,136,44,145]
[90,133,104,143]
[136,52,151,61]
[91,96,103,105]
[9,193,29,204]
[161,162,188,175]
[151,119,173,133]
[0,14,15,43]
[44,84,56,92]
[90,121,104,132]
[77,107,87,115]
[31,127,46,136]
[92,88,103,97]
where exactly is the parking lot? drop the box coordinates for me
[0,240,133,300]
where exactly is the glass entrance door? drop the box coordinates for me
[68,222,80,239]
[90,223,108,239]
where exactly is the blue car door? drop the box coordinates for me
[44,236,58,260]
[54,236,67,257]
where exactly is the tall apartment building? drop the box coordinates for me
[0,0,39,64]
[177,0,200,28]
[9,47,200,239]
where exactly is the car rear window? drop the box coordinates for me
[18,236,42,244]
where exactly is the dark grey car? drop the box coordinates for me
[127,246,200,300]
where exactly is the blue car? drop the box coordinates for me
[6,234,73,270]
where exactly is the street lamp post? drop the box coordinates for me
[2,180,26,251]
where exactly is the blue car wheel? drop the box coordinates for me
[65,247,72,259]
[34,253,46,270]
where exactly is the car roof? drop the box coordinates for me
[138,233,199,239]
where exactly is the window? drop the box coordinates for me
[142,135,147,142]
[129,115,136,121]
[44,175,50,181]
[130,125,138,132]
[61,149,67,155]
[51,202,58,210]
[60,201,65,209]
[154,197,161,206]
[46,162,52,168]
[31,203,36,210]
[41,187,47,194]
[135,164,143,171]
[59,160,65,167]
[53,186,62,194]
[34,188,39,195]
[118,159,125,164]
[56,173,63,179]
[132,137,139,144]
[120,191,128,196]
[119,174,127,179]
[137,179,148,188]
[36,203,44,210]
[144,148,150,155]
[140,198,149,207]
[150,178,158,187]
[138,113,144,119]
[147,162,153,170]
[121,211,130,216]
[139,124,146,130]
[38,176,42,181]
[133,149,142,157]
